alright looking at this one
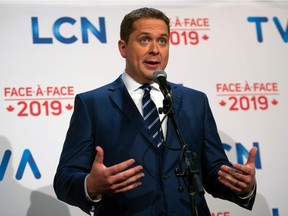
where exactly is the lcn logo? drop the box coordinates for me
[31,16,107,44]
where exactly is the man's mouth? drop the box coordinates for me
[144,60,160,66]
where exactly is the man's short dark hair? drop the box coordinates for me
[120,7,170,43]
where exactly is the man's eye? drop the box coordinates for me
[140,37,149,43]
[158,38,167,45]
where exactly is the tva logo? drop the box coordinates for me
[223,142,262,169]
[247,16,288,43]
[0,149,41,181]
[31,17,107,44]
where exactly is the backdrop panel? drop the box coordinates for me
[0,1,287,216]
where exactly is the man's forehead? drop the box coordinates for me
[133,18,169,33]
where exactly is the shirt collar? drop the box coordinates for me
[122,71,160,93]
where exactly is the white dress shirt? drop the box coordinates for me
[122,72,167,138]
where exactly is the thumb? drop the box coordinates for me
[94,146,104,164]
[246,147,258,165]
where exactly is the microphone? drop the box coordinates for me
[152,70,173,104]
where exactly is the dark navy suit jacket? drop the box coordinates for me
[54,75,255,216]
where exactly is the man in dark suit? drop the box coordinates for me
[54,7,257,216]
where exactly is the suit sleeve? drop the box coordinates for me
[200,93,256,210]
[53,94,96,214]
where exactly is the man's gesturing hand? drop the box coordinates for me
[86,146,144,198]
[218,147,257,195]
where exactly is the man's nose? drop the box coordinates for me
[149,41,160,55]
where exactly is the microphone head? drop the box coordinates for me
[152,70,167,83]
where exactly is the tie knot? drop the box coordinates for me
[140,84,152,97]
[141,84,151,92]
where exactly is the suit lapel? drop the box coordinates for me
[108,77,183,154]
[108,77,158,149]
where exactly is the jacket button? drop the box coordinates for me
[162,174,168,180]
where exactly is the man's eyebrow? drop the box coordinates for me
[139,32,169,37]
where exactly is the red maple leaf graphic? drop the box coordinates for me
[271,99,278,105]
[7,105,15,112]
[202,34,209,40]
[66,104,73,110]
[219,100,226,106]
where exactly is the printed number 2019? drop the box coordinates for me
[17,100,62,116]
[229,96,269,111]
[170,31,199,45]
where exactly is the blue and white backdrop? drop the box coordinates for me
[0,1,287,215]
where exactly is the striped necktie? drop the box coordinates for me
[141,85,162,148]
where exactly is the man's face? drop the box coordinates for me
[118,18,169,84]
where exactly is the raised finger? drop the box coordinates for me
[218,175,242,193]
[111,172,145,191]
[108,159,138,176]
[233,163,254,176]
[113,181,143,193]
[113,165,143,183]
[218,168,239,185]
[220,165,243,179]
[94,146,104,164]
[246,147,258,165]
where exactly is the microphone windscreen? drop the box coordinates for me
[152,70,167,83]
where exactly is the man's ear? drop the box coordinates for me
[118,40,126,58]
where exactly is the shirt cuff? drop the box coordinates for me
[84,174,102,202]
[239,183,256,200]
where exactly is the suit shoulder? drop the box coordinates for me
[170,82,207,98]
[77,76,122,100]
[80,83,112,97]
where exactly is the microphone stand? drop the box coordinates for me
[160,98,205,216]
